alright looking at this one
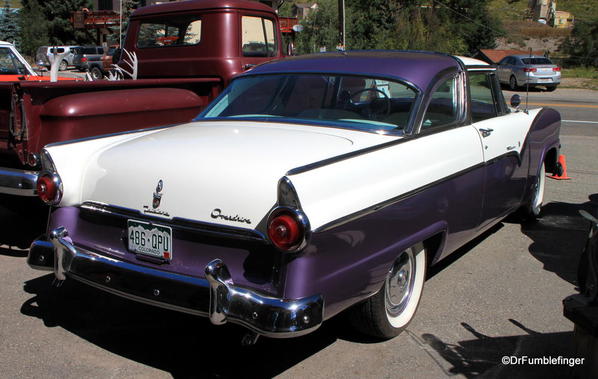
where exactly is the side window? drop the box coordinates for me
[242,16,278,57]
[137,17,202,48]
[421,76,459,130]
[469,72,499,122]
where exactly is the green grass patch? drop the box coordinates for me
[560,67,598,90]
[563,66,598,79]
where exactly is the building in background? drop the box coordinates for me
[293,3,318,19]
[553,10,574,28]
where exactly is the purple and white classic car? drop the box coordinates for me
[28,51,561,341]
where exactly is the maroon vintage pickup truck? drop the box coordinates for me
[0,0,285,245]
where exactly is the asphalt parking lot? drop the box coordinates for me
[0,87,596,378]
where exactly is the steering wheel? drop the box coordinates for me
[349,88,391,119]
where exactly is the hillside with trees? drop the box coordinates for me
[291,0,503,56]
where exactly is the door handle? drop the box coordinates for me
[506,145,516,151]
[479,128,493,138]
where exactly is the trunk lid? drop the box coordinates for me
[81,121,397,229]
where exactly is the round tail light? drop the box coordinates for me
[37,174,61,204]
[267,211,305,251]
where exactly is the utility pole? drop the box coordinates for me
[338,0,345,50]
[119,0,123,47]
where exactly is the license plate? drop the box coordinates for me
[127,219,173,261]
[538,78,552,83]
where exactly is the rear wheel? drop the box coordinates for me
[349,244,427,339]
[546,85,557,92]
[528,162,546,219]
[58,59,68,71]
[509,75,518,91]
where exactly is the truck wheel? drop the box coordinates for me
[546,85,557,92]
[349,244,427,339]
[59,60,68,71]
[90,67,103,80]
[509,75,518,91]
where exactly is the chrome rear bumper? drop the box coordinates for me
[28,227,324,338]
[0,167,38,196]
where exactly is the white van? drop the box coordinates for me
[35,46,81,71]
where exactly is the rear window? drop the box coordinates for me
[521,57,552,65]
[202,74,417,134]
[242,16,277,57]
[137,16,202,48]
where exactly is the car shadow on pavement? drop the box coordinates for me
[520,195,598,285]
[419,320,576,378]
[0,194,47,251]
[20,273,340,378]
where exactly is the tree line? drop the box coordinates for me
[1,0,595,66]
[291,0,504,56]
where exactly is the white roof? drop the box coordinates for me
[455,56,490,67]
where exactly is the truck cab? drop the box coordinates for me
[125,0,284,85]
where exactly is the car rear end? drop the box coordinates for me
[74,46,104,71]
[516,56,561,89]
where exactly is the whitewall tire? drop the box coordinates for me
[349,243,427,339]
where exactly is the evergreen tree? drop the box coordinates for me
[42,0,94,46]
[563,20,598,67]
[295,0,339,54]
[0,0,20,48]
[19,0,49,56]
[434,0,504,55]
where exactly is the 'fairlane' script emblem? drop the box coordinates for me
[152,180,163,209]
[211,208,252,224]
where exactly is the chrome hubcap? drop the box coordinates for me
[385,249,416,316]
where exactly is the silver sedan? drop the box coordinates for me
[497,55,561,91]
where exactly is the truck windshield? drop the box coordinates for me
[137,16,202,48]
[201,74,417,133]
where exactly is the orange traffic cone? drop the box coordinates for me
[548,154,571,180]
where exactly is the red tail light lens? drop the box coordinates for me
[268,212,304,251]
[81,57,88,62]
[37,174,61,204]
[553,67,561,72]
[523,68,537,73]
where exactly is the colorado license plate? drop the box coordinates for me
[127,219,173,261]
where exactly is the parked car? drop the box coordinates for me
[28,51,562,341]
[35,45,81,71]
[73,46,105,78]
[0,41,78,82]
[563,209,598,377]
[1,40,37,77]
[497,54,561,91]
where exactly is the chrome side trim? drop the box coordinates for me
[0,167,38,196]
[39,228,324,338]
[80,201,267,242]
